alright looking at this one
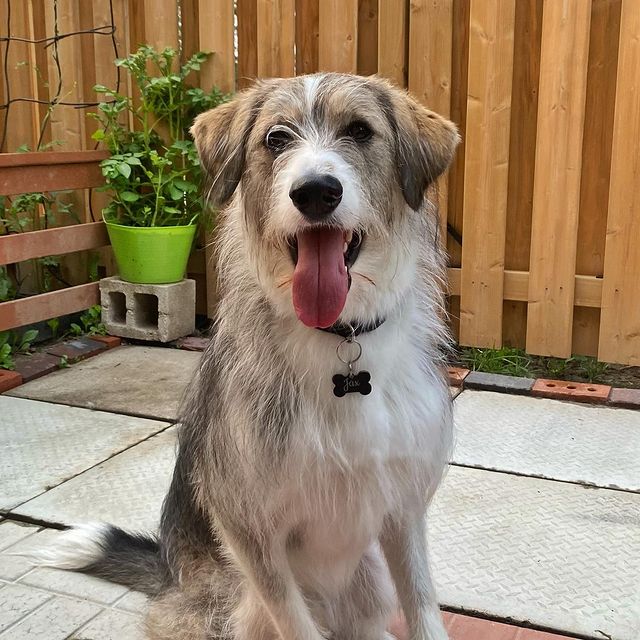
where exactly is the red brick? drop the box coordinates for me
[0,369,23,393]
[13,352,61,382]
[531,378,611,404]
[442,612,577,639]
[45,337,107,363]
[448,367,470,387]
[609,387,640,410]
[89,334,122,349]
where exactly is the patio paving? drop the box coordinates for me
[1,345,639,639]
[0,396,170,511]
[453,390,640,490]
[7,346,200,421]
[14,428,177,531]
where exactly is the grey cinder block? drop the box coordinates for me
[100,276,195,342]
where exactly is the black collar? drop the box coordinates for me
[318,318,386,338]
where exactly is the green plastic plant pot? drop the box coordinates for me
[105,222,197,284]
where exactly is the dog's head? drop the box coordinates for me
[192,73,459,329]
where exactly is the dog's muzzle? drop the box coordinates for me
[289,174,343,221]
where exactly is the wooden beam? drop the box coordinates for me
[0,282,100,331]
[0,222,109,265]
[598,0,640,365]
[0,151,108,196]
[318,0,358,73]
[459,0,515,348]
[526,0,592,357]
[448,269,602,309]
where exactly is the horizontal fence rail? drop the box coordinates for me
[1,0,638,364]
[0,151,109,331]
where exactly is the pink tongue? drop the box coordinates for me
[292,227,349,328]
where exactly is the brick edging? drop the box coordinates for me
[1,335,123,391]
[448,367,640,409]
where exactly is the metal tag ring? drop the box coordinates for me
[336,338,362,366]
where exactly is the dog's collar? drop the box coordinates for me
[318,318,386,338]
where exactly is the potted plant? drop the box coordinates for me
[91,46,228,284]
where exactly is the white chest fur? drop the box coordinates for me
[278,324,452,596]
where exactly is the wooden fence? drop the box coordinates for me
[1,0,639,365]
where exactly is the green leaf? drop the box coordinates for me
[173,179,196,192]
[91,129,106,141]
[120,191,141,202]
[117,163,132,178]
[21,329,38,344]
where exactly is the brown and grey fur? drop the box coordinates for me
[36,73,459,639]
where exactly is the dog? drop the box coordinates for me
[39,73,459,639]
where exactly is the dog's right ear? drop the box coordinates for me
[191,86,265,208]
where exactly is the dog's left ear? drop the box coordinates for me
[190,82,270,208]
[391,90,460,211]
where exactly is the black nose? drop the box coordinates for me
[289,174,343,220]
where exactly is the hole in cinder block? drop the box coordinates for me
[546,383,556,388]
[134,293,159,329]
[108,291,126,324]
[566,385,577,390]
[587,387,596,392]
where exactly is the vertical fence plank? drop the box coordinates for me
[197,0,235,319]
[256,0,295,78]
[142,0,178,51]
[408,0,453,246]
[377,0,407,87]
[446,0,470,270]
[526,0,591,357]
[598,0,640,365]
[357,0,378,76]
[502,0,543,348]
[296,0,319,75]
[318,0,358,72]
[2,0,40,152]
[238,0,258,87]
[198,0,235,94]
[572,0,622,358]
[458,0,515,348]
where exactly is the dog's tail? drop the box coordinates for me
[28,523,167,596]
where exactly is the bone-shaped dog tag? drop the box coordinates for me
[332,371,372,397]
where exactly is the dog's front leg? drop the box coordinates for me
[221,525,326,640]
[380,516,448,640]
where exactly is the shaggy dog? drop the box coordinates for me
[40,73,459,640]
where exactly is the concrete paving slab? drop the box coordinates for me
[8,345,200,421]
[430,465,640,640]
[0,583,51,633]
[75,608,145,640]
[453,390,640,491]
[0,396,170,511]
[15,428,177,531]
[2,593,102,640]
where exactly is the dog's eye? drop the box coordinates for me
[345,121,373,143]
[265,129,292,153]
